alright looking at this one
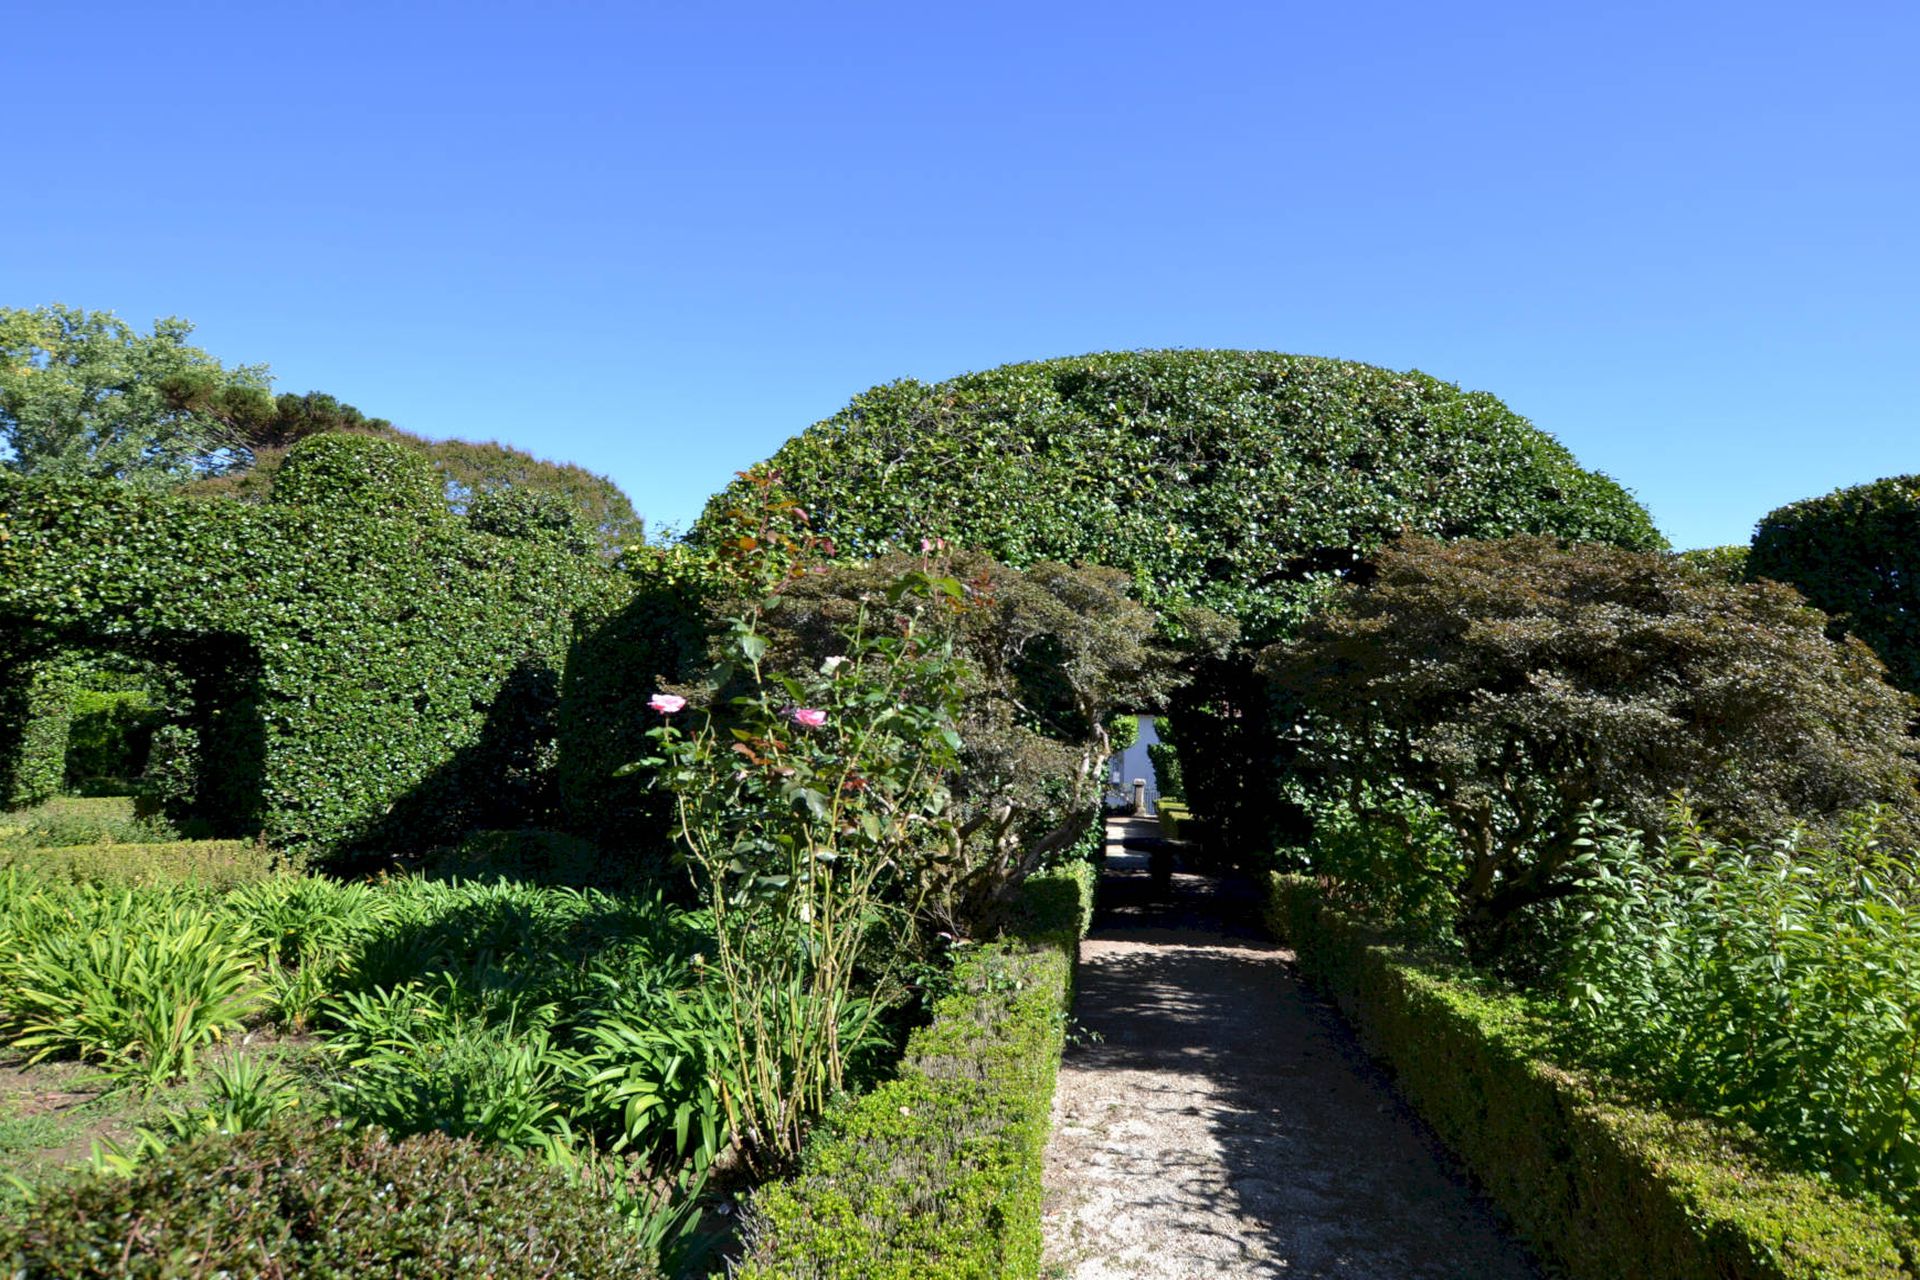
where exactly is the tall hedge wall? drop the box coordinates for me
[1750,474,1920,697]
[0,434,631,858]
[0,659,75,809]
[699,350,1665,641]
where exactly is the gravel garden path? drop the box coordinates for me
[1039,817,1544,1280]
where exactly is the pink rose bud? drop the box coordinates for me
[791,707,828,728]
[649,693,687,714]
[920,538,935,553]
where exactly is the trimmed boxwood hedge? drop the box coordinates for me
[0,839,281,888]
[0,1115,657,1278]
[1751,474,1920,696]
[1267,875,1918,1280]
[737,861,1096,1280]
[0,434,632,859]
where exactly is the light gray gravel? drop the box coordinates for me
[1039,820,1543,1280]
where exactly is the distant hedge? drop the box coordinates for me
[0,434,630,859]
[1750,474,1920,696]
[1268,877,1917,1280]
[701,350,1664,641]
[737,861,1095,1279]
[0,1116,656,1278]
[0,839,281,888]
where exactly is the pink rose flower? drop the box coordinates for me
[649,693,687,714]
[791,707,828,728]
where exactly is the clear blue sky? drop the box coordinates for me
[6,1,1914,550]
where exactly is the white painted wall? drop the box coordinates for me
[1107,714,1164,813]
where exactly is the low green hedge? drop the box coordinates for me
[0,839,284,888]
[0,1115,656,1278]
[736,863,1095,1280]
[1267,875,1918,1280]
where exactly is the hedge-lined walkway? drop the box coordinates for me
[1039,818,1540,1279]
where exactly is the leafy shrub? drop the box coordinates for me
[1145,715,1184,802]
[0,1115,658,1278]
[469,485,597,555]
[0,795,178,850]
[1750,473,1920,696]
[749,547,1171,925]
[1560,805,1920,1213]
[736,866,1091,1280]
[1677,543,1750,582]
[0,878,262,1086]
[1262,536,1920,955]
[1268,876,1917,1280]
[0,660,74,810]
[0,839,279,888]
[62,688,161,792]
[424,827,626,887]
[0,433,631,859]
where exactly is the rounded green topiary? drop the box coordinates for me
[1750,474,1920,697]
[0,1116,657,1278]
[700,350,1665,642]
[270,431,447,520]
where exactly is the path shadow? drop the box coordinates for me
[1051,818,1546,1279]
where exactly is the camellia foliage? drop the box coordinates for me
[1750,473,1920,697]
[698,350,1665,641]
[703,350,1667,857]
[0,433,628,858]
[1262,536,1920,951]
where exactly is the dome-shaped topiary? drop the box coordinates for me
[699,350,1664,641]
[1750,474,1920,697]
[270,431,446,520]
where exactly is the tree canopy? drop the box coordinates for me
[0,305,269,485]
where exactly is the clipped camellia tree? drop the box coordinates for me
[699,350,1666,852]
[1750,474,1920,698]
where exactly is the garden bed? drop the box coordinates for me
[1267,875,1918,1280]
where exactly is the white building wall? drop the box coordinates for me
[1108,714,1164,813]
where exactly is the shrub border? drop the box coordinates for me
[1267,874,1917,1280]
[736,860,1095,1279]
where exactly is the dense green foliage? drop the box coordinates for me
[1263,536,1920,952]
[1268,877,1917,1280]
[0,432,629,859]
[0,1116,658,1279]
[750,549,1170,924]
[1145,715,1184,802]
[1678,543,1751,582]
[0,867,730,1261]
[706,349,1665,862]
[62,688,160,793]
[1562,808,1920,1214]
[0,661,74,809]
[0,305,271,484]
[1750,474,1920,696]
[736,864,1092,1280]
[0,839,278,888]
[702,350,1663,640]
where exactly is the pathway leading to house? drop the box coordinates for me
[1039,817,1543,1280]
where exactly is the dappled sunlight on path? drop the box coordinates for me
[1040,818,1541,1280]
